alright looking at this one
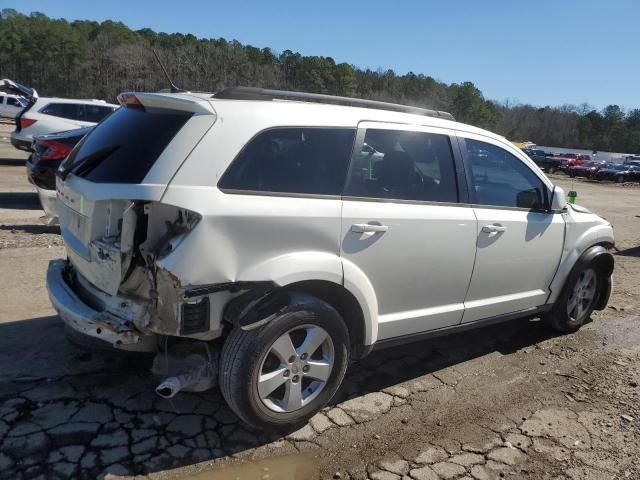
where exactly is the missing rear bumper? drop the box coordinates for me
[47,259,158,352]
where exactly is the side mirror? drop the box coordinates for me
[516,189,542,209]
[550,186,567,211]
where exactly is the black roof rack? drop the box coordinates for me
[212,87,455,121]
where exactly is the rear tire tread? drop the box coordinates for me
[219,325,259,425]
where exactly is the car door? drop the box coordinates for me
[458,133,564,323]
[341,123,477,341]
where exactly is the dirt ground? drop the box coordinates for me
[0,120,638,480]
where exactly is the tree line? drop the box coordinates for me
[1,8,639,153]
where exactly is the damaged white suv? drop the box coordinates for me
[47,87,614,429]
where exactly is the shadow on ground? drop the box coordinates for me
[0,192,40,209]
[0,224,59,234]
[0,314,557,479]
[0,158,28,167]
[616,245,640,257]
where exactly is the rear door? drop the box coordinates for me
[341,123,477,341]
[458,133,564,322]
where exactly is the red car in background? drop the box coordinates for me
[559,153,592,170]
[567,160,606,178]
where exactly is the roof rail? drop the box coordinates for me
[212,87,455,121]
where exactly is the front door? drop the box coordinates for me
[459,134,564,322]
[341,124,477,341]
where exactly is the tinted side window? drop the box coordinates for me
[465,139,547,209]
[40,103,83,120]
[82,105,115,123]
[7,97,22,107]
[219,128,355,195]
[344,129,458,203]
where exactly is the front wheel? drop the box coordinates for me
[219,295,349,430]
[544,266,601,333]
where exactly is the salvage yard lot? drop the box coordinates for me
[0,120,638,480]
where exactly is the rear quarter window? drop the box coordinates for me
[219,127,356,196]
[62,106,192,184]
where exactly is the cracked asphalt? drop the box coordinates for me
[0,122,638,480]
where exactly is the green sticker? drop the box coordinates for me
[80,195,85,215]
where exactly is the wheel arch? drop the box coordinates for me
[223,280,373,359]
[280,280,370,359]
[551,243,614,311]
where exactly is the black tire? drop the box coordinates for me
[219,294,349,430]
[544,264,602,333]
[548,167,556,174]
[616,175,624,183]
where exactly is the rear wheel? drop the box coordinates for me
[616,175,624,183]
[545,266,601,333]
[219,296,349,430]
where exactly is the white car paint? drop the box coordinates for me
[35,186,59,225]
[47,91,614,353]
[0,94,27,118]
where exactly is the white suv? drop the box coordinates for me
[11,96,117,151]
[46,88,614,429]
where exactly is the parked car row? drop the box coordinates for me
[0,79,116,223]
[522,147,640,183]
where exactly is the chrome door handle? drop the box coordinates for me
[351,223,389,233]
[482,224,507,233]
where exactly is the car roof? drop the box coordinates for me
[35,97,118,107]
[205,96,512,148]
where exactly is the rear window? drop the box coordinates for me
[62,107,191,183]
[219,127,356,196]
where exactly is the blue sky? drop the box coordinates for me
[5,0,639,110]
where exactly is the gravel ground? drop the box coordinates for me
[0,121,638,480]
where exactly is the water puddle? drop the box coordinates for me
[177,452,318,480]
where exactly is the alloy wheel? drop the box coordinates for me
[257,325,334,413]
[567,268,597,323]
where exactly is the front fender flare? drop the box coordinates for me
[559,244,614,311]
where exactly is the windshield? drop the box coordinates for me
[60,106,192,183]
